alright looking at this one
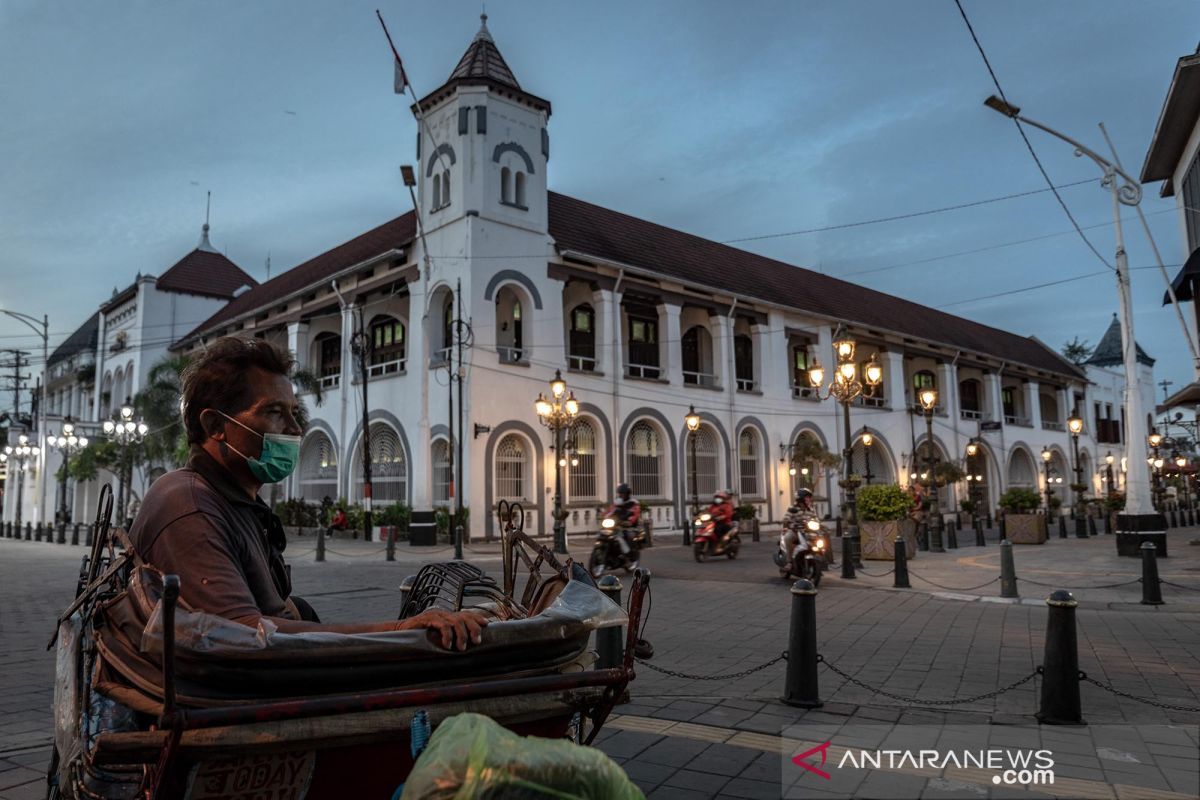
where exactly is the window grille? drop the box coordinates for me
[626,421,662,497]
[495,434,529,501]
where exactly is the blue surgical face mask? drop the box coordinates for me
[218,411,301,483]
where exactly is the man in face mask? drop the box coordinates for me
[129,336,486,649]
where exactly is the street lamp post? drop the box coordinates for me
[1105,451,1115,497]
[1,435,39,529]
[917,388,945,552]
[0,309,48,523]
[1041,447,1055,520]
[806,327,883,566]
[985,97,1156,529]
[534,370,578,554]
[1149,429,1164,511]
[860,428,875,485]
[966,439,984,531]
[101,405,149,526]
[1068,411,1087,538]
[48,418,88,525]
[684,406,701,546]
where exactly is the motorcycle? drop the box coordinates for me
[588,515,643,577]
[774,517,825,585]
[692,513,740,562]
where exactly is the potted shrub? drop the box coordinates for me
[375,502,413,542]
[856,484,916,560]
[734,503,760,541]
[958,497,976,528]
[999,487,1046,544]
[837,473,863,490]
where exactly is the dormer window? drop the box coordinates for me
[501,167,512,204]
[500,166,527,210]
[432,169,451,211]
[514,172,526,207]
[441,169,450,206]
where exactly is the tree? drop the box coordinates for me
[133,355,190,473]
[1061,337,1092,366]
[789,435,841,492]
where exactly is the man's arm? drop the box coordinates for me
[268,609,489,650]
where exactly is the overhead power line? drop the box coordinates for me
[954,0,1114,272]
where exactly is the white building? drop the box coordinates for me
[172,16,1129,540]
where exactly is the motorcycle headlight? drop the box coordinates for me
[806,520,821,532]
[814,539,825,550]
[602,518,616,529]
[700,513,712,522]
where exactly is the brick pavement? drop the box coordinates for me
[3,528,1200,798]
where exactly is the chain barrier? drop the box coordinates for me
[1019,576,1142,590]
[855,566,895,577]
[635,651,788,682]
[821,656,1041,706]
[1160,580,1200,592]
[1080,672,1200,713]
[322,546,390,558]
[908,573,1000,592]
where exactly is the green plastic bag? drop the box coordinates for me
[401,712,644,799]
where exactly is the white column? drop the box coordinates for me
[937,362,956,416]
[339,305,357,500]
[984,373,1003,422]
[883,350,906,411]
[1056,387,1071,425]
[755,316,779,396]
[660,303,682,385]
[593,289,617,377]
[714,312,734,393]
[1025,380,1042,429]
[286,321,310,369]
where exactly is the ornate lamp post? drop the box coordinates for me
[534,370,578,554]
[1067,411,1087,538]
[1148,428,1164,511]
[1041,447,1055,520]
[1105,451,1116,497]
[684,405,701,546]
[806,327,883,564]
[860,428,875,485]
[48,417,88,525]
[1,434,39,529]
[916,388,945,552]
[965,438,984,530]
[102,404,149,527]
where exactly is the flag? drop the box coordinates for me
[393,55,409,94]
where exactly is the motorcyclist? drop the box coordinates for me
[603,483,641,554]
[781,488,819,562]
[707,490,735,540]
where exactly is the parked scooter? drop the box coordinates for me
[589,515,644,577]
[692,513,740,562]
[774,517,826,585]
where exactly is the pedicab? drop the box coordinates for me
[46,490,649,799]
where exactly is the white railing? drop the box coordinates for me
[626,362,662,380]
[792,384,818,401]
[853,395,886,408]
[1042,421,1065,432]
[568,354,597,372]
[367,358,405,377]
[682,370,718,388]
[498,346,525,364]
[736,378,756,392]
[319,373,341,389]
[1005,414,1032,427]
[430,347,451,366]
[960,409,982,420]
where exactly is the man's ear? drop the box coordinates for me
[198,409,226,441]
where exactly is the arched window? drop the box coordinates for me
[495,434,529,501]
[298,432,338,503]
[353,423,407,504]
[1007,449,1036,488]
[738,428,760,497]
[515,171,526,207]
[500,167,512,204]
[568,419,598,501]
[315,332,342,386]
[442,169,450,205]
[734,334,755,391]
[432,438,451,504]
[686,427,719,499]
[369,316,405,375]
[495,287,525,363]
[125,360,135,399]
[681,326,715,386]
[568,304,596,371]
[431,173,441,209]
[626,421,663,497]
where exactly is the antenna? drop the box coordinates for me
[205,191,211,227]
[266,251,272,281]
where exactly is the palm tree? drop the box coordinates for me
[133,355,190,470]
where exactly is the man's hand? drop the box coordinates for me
[397,609,490,651]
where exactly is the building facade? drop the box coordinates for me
[171,18,1134,542]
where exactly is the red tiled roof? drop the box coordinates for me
[174,213,415,347]
[546,192,1085,380]
[156,249,257,300]
[448,29,521,90]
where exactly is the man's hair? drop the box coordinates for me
[181,337,295,445]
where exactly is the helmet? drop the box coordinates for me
[794,488,814,505]
[713,490,731,502]
[616,483,631,499]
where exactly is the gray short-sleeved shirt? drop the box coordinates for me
[129,446,296,626]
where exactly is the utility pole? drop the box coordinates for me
[444,279,473,559]
[0,350,31,422]
[354,305,373,541]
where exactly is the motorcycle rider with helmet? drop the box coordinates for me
[603,483,641,554]
[781,488,819,564]
[707,490,735,541]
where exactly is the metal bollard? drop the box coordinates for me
[3,521,9,538]
[1140,541,1164,605]
[975,519,986,547]
[56,523,66,544]
[1087,516,1097,537]
[999,513,1007,542]
[1103,513,1112,535]
[1000,539,1018,598]
[986,510,993,529]
[35,523,44,542]
[1169,509,1178,528]
[918,521,929,552]
[25,523,33,541]
[1037,590,1084,725]
[85,524,93,548]
[596,575,623,670]
[1058,516,1068,539]
[398,575,417,617]
[840,535,856,580]
[386,526,396,562]
[781,579,822,708]
[947,524,958,550]
[71,523,80,546]
[316,527,326,562]
[893,537,910,589]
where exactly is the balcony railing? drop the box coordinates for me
[960,409,983,420]
[1005,414,1032,427]
[792,384,818,401]
[498,346,525,364]
[319,373,341,389]
[430,347,451,366]
[683,370,718,388]
[367,358,405,378]
[853,395,886,408]
[1042,421,1065,432]
[626,362,662,380]
[736,377,757,392]
[568,354,597,372]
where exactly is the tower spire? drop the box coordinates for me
[198,191,216,252]
[475,11,492,42]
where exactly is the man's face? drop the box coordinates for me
[219,368,303,460]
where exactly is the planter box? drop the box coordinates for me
[1005,513,1047,544]
[860,519,917,560]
